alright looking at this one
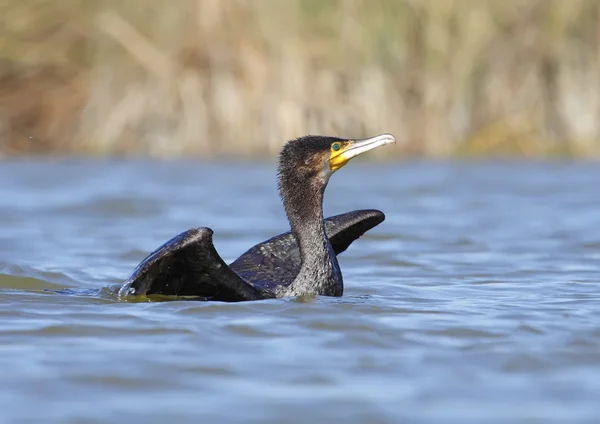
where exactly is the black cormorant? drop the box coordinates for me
[119,134,395,302]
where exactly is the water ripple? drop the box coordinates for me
[0,161,599,422]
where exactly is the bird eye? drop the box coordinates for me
[332,142,341,151]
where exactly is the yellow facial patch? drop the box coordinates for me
[328,141,351,171]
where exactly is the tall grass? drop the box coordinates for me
[1,0,600,158]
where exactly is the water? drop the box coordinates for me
[1,159,599,423]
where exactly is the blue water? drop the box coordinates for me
[1,159,599,423]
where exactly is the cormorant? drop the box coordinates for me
[119,134,395,302]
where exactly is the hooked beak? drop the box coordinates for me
[330,133,396,171]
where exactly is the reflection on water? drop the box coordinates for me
[1,160,599,423]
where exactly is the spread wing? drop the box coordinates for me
[119,227,269,302]
[119,209,384,302]
[229,209,385,292]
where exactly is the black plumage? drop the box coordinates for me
[119,134,394,302]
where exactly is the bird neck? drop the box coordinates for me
[279,175,342,296]
[287,183,328,261]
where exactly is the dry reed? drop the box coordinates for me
[1,0,600,158]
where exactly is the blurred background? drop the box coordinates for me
[2,0,600,159]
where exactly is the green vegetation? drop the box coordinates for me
[1,0,600,158]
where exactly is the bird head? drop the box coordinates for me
[278,133,396,186]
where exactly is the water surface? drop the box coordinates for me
[1,159,599,423]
